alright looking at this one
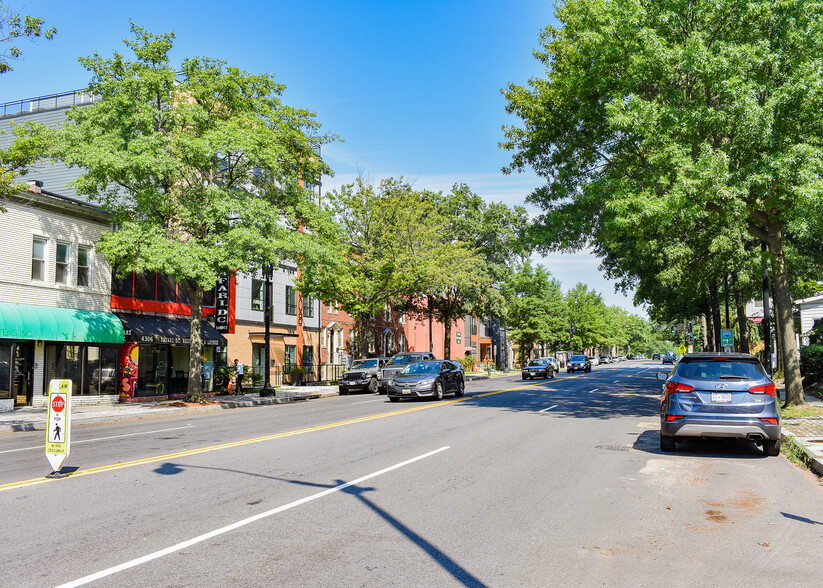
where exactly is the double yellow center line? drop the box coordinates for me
[1,376,579,492]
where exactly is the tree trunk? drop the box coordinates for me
[185,282,205,403]
[710,283,723,351]
[356,313,370,359]
[443,318,452,360]
[732,272,749,353]
[766,223,805,406]
[701,314,709,351]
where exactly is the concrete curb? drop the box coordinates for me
[781,429,823,477]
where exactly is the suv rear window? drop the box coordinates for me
[676,359,766,380]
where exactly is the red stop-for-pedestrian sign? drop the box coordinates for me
[51,396,65,412]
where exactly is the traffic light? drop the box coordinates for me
[688,321,693,332]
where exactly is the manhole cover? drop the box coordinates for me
[596,444,631,452]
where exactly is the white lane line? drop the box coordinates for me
[352,400,384,405]
[589,388,599,393]
[538,405,558,413]
[56,446,451,588]
[0,425,194,455]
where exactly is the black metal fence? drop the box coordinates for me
[249,363,348,386]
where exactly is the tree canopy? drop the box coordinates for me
[502,0,823,405]
[52,23,333,401]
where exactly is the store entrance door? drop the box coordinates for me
[13,342,34,406]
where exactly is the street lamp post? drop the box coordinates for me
[259,266,275,397]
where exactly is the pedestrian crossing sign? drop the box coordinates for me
[45,379,72,473]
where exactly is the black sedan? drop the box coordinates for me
[387,360,465,402]
[662,353,676,364]
[521,358,555,380]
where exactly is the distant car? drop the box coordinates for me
[590,355,600,366]
[338,357,389,395]
[616,355,625,362]
[546,357,560,372]
[662,353,676,365]
[387,360,465,402]
[657,353,781,455]
[567,355,592,373]
[377,352,436,393]
[652,353,661,361]
[521,358,555,380]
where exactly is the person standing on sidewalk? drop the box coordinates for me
[233,358,244,394]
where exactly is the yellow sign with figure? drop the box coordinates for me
[45,379,72,476]
[678,344,687,355]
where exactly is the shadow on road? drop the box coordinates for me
[151,463,487,587]
[632,429,771,459]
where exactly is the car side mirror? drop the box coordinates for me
[656,372,669,381]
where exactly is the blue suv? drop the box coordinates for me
[657,353,781,455]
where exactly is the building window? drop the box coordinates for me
[251,279,264,311]
[398,312,406,325]
[384,303,391,321]
[303,295,314,318]
[398,333,406,352]
[284,344,297,371]
[32,237,46,281]
[302,345,314,369]
[55,242,71,284]
[77,246,90,287]
[285,286,297,315]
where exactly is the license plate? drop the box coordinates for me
[711,392,732,403]
[402,390,411,395]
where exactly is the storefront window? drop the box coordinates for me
[157,274,177,302]
[202,346,215,393]
[137,344,169,396]
[171,346,189,395]
[83,346,120,395]
[0,343,10,399]
[134,272,156,300]
[64,345,82,394]
[252,343,264,376]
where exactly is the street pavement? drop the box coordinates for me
[2,371,821,479]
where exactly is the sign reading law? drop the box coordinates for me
[45,379,72,474]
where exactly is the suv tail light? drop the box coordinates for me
[749,383,776,396]
[666,381,694,395]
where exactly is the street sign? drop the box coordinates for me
[678,344,686,355]
[45,379,72,476]
[721,329,734,347]
[456,331,461,344]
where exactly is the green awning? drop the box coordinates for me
[0,302,125,344]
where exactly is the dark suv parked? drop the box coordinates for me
[338,357,389,395]
[377,351,436,393]
[657,353,781,455]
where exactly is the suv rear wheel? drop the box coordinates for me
[763,438,781,456]
[660,434,676,452]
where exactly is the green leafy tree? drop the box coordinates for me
[502,0,823,405]
[566,284,608,353]
[0,2,56,204]
[0,2,56,73]
[410,184,528,358]
[52,23,332,402]
[501,261,565,362]
[299,176,456,358]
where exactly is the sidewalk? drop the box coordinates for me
[0,386,339,433]
[779,390,823,477]
[0,373,496,434]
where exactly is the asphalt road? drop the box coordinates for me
[2,361,822,587]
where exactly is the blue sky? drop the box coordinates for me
[2,0,646,316]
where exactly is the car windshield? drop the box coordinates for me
[571,355,587,362]
[527,359,546,366]
[350,359,378,369]
[402,361,441,375]
[388,354,421,366]
[676,360,765,381]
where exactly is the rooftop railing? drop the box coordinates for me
[0,90,99,119]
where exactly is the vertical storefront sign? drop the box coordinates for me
[215,276,234,333]
[119,342,139,398]
[45,379,72,475]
